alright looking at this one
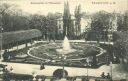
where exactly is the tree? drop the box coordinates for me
[87,11,111,41]
[46,12,61,41]
[123,11,128,30]
[28,14,46,39]
[74,4,82,38]
[0,3,11,14]
[63,1,72,38]
[0,3,30,32]
[117,14,124,31]
[117,11,128,31]
[113,31,128,71]
[0,3,12,32]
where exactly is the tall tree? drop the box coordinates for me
[29,14,47,39]
[87,11,111,41]
[0,3,30,32]
[123,11,128,30]
[117,11,128,31]
[0,3,12,32]
[63,1,71,38]
[74,4,81,38]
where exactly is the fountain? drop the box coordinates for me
[56,36,76,55]
[28,33,103,68]
[63,36,71,51]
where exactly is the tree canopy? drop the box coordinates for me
[87,11,112,41]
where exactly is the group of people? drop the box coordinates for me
[2,50,12,61]
[0,64,13,81]
[101,72,111,79]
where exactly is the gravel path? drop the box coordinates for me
[1,62,110,77]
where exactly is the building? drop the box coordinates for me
[57,15,91,38]
[56,2,92,39]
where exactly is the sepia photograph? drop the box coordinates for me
[0,0,128,81]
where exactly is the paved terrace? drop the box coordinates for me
[1,62,128,80]
[1,62,109,77]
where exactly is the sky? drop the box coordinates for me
[0,0,128,15]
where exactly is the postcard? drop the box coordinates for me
[0,0,128,81]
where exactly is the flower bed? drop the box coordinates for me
[28,42,103,67]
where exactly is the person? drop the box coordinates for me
[2,50,9,61]
[40,62,45,70]
[106,73,111,79]
[10,66,13,73]
[100,72,105,78]
[5,68,9,74]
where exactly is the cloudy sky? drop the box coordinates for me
[1,0,128,15]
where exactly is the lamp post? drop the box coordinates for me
[59,54,67,78]
[62,57,64,78]
[62,55,66,78]
[0,24,3,60]
[108,30,113,80]
[86,58,89,80]
[87,65,88,79]
[110,62,112,80]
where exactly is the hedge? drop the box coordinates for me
[0,29,42,46]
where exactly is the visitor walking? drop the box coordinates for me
[106,73,111,79]
[100,72,105,78]
[40,62,45,70]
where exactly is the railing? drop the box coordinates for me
[0,73,112,81]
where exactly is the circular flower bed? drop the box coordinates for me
[28,42,103,67]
